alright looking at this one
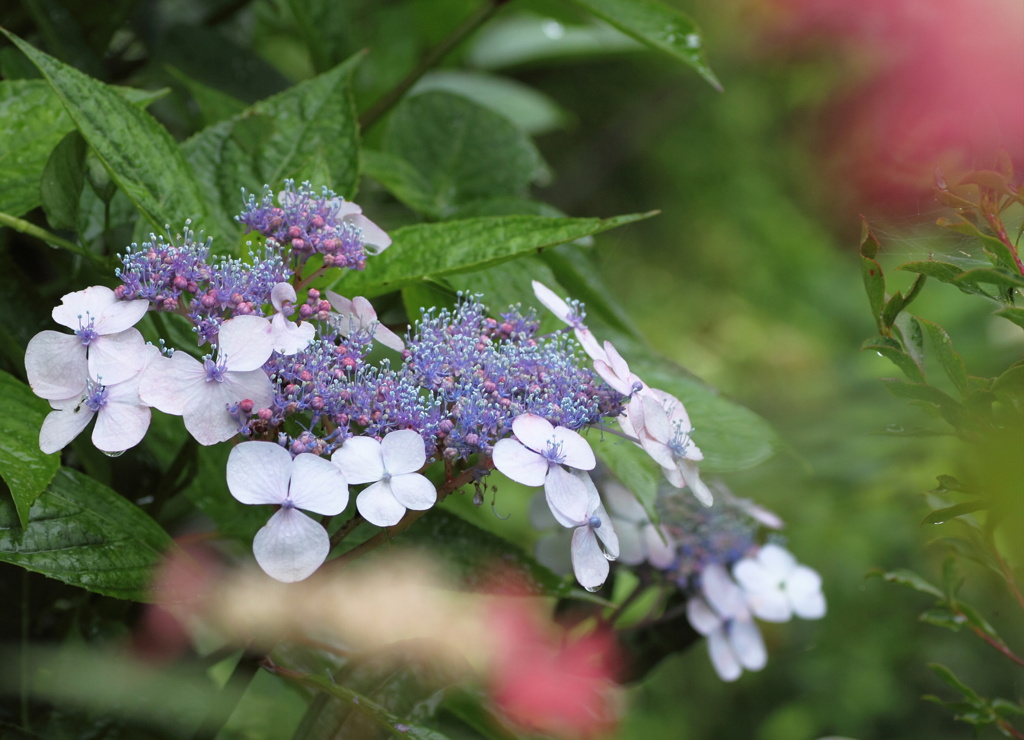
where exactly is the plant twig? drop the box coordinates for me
[0,211,104,266]
[358,0,511,131]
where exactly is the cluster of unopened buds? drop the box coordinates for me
[24,180,768,602]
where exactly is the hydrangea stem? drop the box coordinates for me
[0,211,104,266]
[358,0,512,131]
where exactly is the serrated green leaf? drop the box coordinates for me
[861,336,925,382]
[873,568,943,597]
[564,0,720,89]
[0,79,73,217]
[165,66,247,127]
[40,130,87,231]
[183,53,362,244]
[921,501,989,525]
[918,318,969,396]
[337,213,656,297]
[398,508,570,597]
[0,370,60,527]
[362,149,442,218]
[0,467,172,600]
[2,30,215,240]
[381,91,549,218]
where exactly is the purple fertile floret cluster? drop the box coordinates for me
[237,181,367,270]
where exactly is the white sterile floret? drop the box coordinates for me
[565,470,619,591]
[269,283,316,355]
[633,389,713,507]
[325,291,405,352]
[491,413,596,526]
[227,441,349,582]
[25,285,149,400]
[686,562,767,682]
[39,344,159,455]
[733,544,826,622]
[331,429,435,527]
[531,280,607,362]
[592,340,645,397]
[601,481,677,568]
[139,315,275,446]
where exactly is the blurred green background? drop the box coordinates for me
[2,0,1021,737]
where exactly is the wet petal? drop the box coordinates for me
[544,466,590,527]
[591,503,619,560]
[289,453,349,515]
[92,399,150,453]
[571,526,609,592]
[39,397,93,454]
[25,331,88,400]
[253,508,329,583]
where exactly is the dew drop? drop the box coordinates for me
[684,33,701,49]
[541,19,565,39]
[102,449,126,458]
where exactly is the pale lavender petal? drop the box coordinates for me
[643,524,677,569]
[270,282,297,313]
[544,465,590,527]
[574,327,607,363]
[95,298,148,335]
[88,329,148,386]
[227,442,293,505]
[551,426,595,471]
[746,587,791,623]
[788,566,826,619]
[373,323,406,352]
[253,508,329,583]
[648,388,692,430]
[336,201,362,217]
[347,213,391,254]
[182,370,273,446]
[356,481,406,527]
[702,563,749,620]
[387,473,436,511]
[591,503,619,559]
[686,597,722,636]
[510,413,555,452]
[325,291,353,319]
[535,531,573,575]
[733,558,770,594]
[730,619,767,671]
[601,481,645,523]
[759,543,798,578]
[350,296,377,326]
[603,341,631,381]
[531,280,572,323]
[288,453,349,515]
[380,429,426,474]
[218,315,274,372]
[639,395,672,447]
[707,627,742,682]
[571,526,609,592]
[593,359,633,396]
[25,331,88,400]
[270,313,316,355]
[92,400,150,453]
[615,525,645,565]
[51,286,117,330]
[39,397,93,454]
[677,459,713,506]
[491,438,548,487]
[138,352,205,415]
[331,436,385,484]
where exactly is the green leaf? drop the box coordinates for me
[994,306,1024,330]
[381,91,549,218]
[921,501,989,525]
[542,244,642,338]
[880,379,962,426]
[398,508,571,597]
[897,260,991,298]
[2,30,215,240]
[931,474,964,493]
[939,216,1020,271]
[183,53,362,243]
[919,607,965,632]
[165,66,247,127]
[992,362,1024,400]
[928,663,983,703]
[861,336,925,382]
[362,149,442,218]
[0,79,73,217]
[872,568,943,598]
[337,212,656,297]
[182,443,266,542]
[918,318,969,396]
[955,268,1024,290]
[564,0,720,89]
[0,467,172,600]
[0,370,60,528]
[40,130,87,231]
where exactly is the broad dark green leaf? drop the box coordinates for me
[337,212,655,297]
[564,0,720,89]
[2,31,214,240]
[40,131,87,231]
[362,150,441,218]
[165,66,247,127]
[633,362,782,473]
[445,255,563,321]
[919,318,969,396]
[399,508,570,596]
[872,568,943,598]
[0,370,59,527]
[542,243,642,338]
[183,54,362,243]
[0,79,73,217]
[861,336,925,383]
[182,443,266,542]
[467,15,642,70]
[0,467,172,600]
[381,92,549,218]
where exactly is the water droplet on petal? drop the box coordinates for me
[102,449,126,458]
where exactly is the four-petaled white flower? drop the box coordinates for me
[531,280,606,362]
[227,441,349,582]
[491,414,596,526]
[601,480,676,569]
[325,291,405,352]
[26,285,149,400]
[733,544,826,622]
[633,389,713,507]
[686,562,767,682]
[269,283,316,355]
[563,470,619,591]
[331,429,435,527]
[139,315,275,446]
[39,344,159,455]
